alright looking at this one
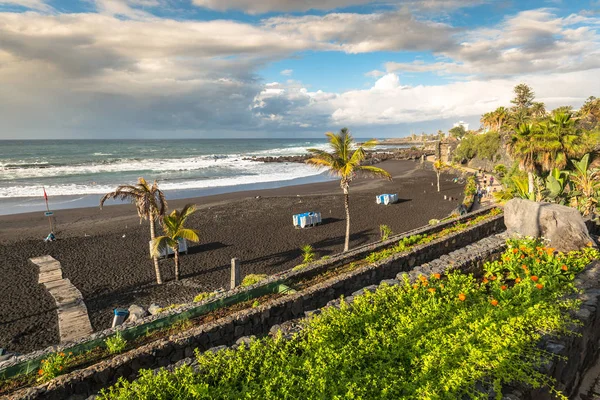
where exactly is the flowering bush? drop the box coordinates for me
[37,352,71,382]
[101,239,598,400]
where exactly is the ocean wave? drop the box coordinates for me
[0,163,325,198]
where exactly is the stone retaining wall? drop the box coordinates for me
[9,212,505,399]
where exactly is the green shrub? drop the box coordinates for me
[156,303,185,313]
[101,239,596,400]
[292,264,307,272]
[241,274,268,287]
[193,292,217,303]
[252,300,260,308]
[494,164,507,177]
[38,351,71,382]
[379,225,393,241]
[105,331,127,355]
[301,244,315,264]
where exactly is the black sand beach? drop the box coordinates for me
[0,160,465,354]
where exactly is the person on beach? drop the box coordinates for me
[490,176,494,186]
[483,175,487,186]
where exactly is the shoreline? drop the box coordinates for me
[0,160,466,353]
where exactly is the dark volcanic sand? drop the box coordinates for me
[0,160,465,354]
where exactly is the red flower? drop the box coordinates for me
[536,283,543,290]
[531,275,539,282]
[490,299,499,306]
[561,265,568,271]
[490,275,497,281]
[512,248,518,254]
[501,285,507,291]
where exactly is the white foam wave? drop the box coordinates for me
[0,163,325,198]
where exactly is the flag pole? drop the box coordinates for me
[43,187,53,233]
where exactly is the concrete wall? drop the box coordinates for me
[10,213,505,399]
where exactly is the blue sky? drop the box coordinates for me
[0,0,599,139]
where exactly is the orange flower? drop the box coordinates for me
[520,255,525,259]
[413,284,419,289]
[587,242,593,247]
[38,369,44,376]
[458,293,466,301]
[422,281,428,287]
[433,273,441,279]
[531,275,539,282]
[501,285,507,291]
[561,265,568,271]
[490,299,499,306]
[482,278,489,284]
[490,275,497,281]
[515,277,522,283]
[546,248,555,255]
[428,288,436,293]
[59,366,63,370]
[59,352,65,357]
[419,275,427,282]
[536,283,543,290]
[512,248,518,254]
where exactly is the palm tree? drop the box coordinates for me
[507,123,539,195]
[492,107,509,131]
[540,112,587,170]
[531,102,546,119]
[100,178,167,284]
[432,158,447,192]
[151,204,200,281]
[306,128,391,252]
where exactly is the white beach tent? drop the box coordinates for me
[376,194,399,205]
[293,212,322,228]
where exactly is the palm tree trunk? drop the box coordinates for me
[527,171,535,195]
[149,215,163,285]
[343,184,350,252]
[173,245,180,281]
[436,171,441,192]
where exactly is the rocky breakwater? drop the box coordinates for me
[243,148,430,165]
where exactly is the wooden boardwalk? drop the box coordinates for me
[30,255,94,343]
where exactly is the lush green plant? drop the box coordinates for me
[241,274,268,287]
[38,352,71,382]
[156,303,185,313]
[252,300,260,308]
[494,164,507,177]
[379,224,393,241]
[105,331,127,355]
[301,244,315,264]
[193,292,217,303]
[101,238,595,400]
[568,153,600,216]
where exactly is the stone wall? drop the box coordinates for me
[9,212,505,399]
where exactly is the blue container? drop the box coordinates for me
[112,308,129,328]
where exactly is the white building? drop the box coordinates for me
[453,121,469,131]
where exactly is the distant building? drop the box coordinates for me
[453,121,469,131]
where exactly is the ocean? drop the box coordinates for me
[0,139,403,215]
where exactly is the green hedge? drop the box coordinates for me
[101,240,599,400]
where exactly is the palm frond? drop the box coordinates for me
[151,236,175,258]
[177,228,200,243]
[355,165,392,180]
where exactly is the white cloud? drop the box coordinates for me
[280,69,293,76]
[0,0,51,11]
[365,69,385,78]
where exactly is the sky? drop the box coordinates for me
[0,0,599,139]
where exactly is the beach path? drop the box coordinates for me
[30,256,93,344]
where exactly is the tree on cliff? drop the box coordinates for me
[306,128,391,252]
[100,178,167,284]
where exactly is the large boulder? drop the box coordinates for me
[504,199,595,252]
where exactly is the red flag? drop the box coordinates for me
[43,187,48,202]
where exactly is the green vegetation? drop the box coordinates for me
[432,158,447,192]
[301,244,315,264]
[37,352,71,382]
[101,239,599,400]
[105,331,127,355]
[449,124,467,139]
[379,224,393,241]
[193,291,217,303]
[241,274,268,287]
[306,128,391,252]
[151,204,200,281]
[100,177,168,284]
[453,130,501,164]
[155,303,185,313]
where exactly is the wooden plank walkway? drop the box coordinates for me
[30,255,94,344]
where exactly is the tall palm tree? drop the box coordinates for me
[432,158,447,192]
[100,178,167,284]
[151,204,200,281]
[306,128,391,252]
[492,107,509,132]
[542,112,587,170]
[507,123,539,195]
[531,102,546,119]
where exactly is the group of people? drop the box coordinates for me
[476,169,496,203]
